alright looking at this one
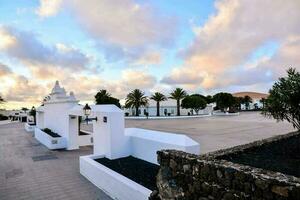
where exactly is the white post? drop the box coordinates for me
[92,106,130,159]
[68,115,79,150]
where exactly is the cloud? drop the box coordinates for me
[0,25,90,70]
[36,0,63,17]
[0,63,12,77]
[36,0,177,62]
[163,0,300,91]
[0,67,46,104]
[131,51,162,66]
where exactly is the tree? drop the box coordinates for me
[21,107,29,113]
[125,89,148,116]
[182,95,207,115]
[234,97,244,111]
[95,89,121,108]
[263,68,300,130]
[150,92,167,116]
[243,95,253,110]
[213,92,236,112]
[169,88,187,116]
[205,95,214,104]
[260,98,266,109]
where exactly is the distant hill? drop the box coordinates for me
[232,92,268,99]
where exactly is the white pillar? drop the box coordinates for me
[92,106,130,159]
[68,115,79,150]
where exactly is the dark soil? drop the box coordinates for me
[79,131,89,136]
[95,156,159,191]
[218,134,300,177]
[42,128,61,138]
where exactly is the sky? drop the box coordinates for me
[0,0,300,109]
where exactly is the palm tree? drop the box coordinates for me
[243,95,253,110]
[150,92,167,116]
[169,88,187,116]
[125,89,148,116]
[260,98,266,109]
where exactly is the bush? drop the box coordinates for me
[0,114,8,121]
[263,68,300,130]
[125,112,129,117]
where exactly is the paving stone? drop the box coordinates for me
[0,123,112,200]
[31,154,58,162]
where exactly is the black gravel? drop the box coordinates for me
[219,134,300,177]
[95,156,159,191]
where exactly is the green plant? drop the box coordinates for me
[0,114,8,121]
[243,95,253,110]
[150,92,167,116]
[234,97,244,111]
[125,89,148,116]
[95,89,121,108]
[169,88,187,116]
[260,98,266,109]
[263,68,300,130]
[213,92,236,112]
[181,94,207,115]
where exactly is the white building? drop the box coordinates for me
[35,81,93,150]
[124,99,213,117]
[0,109,28,122]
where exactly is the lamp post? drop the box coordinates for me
[31,106,36,125]
[83,104,97,124]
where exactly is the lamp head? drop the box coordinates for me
[83,103,92,116]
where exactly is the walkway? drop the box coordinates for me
[0,123,111,200]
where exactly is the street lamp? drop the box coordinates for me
[83,104,97,124]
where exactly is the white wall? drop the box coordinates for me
[36,112,44,129]
[125,128,200,164]
[35,128,67,149]
[80,155,151,200]
[43,103,77,138]
[93,110,130,159]
[68,115,79,150]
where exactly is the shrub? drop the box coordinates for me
[0,114,8,121]
[263,68,300,130]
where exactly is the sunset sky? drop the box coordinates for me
[0,0,299,109]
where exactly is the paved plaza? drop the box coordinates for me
[0,123,111,200]
[0,112,295,199]
[126,112,295,153]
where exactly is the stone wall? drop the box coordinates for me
[151,131,300,200]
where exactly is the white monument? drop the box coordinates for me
[34,81,200,200]
[35,81,93,150]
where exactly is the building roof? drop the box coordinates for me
[43,81,78,104]
[68,104,123,116]
[232,92,268,99]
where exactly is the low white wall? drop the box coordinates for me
[125,114,211,120]
[35,128,67,150]
[0,120,13,125]
[78,133,93,146]
[213,112,240,116]
[80,155,151,200]
[125,128,200,164]
[25,123,36,132]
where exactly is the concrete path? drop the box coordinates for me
[0,123,111,200]
[126,112,295,153]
